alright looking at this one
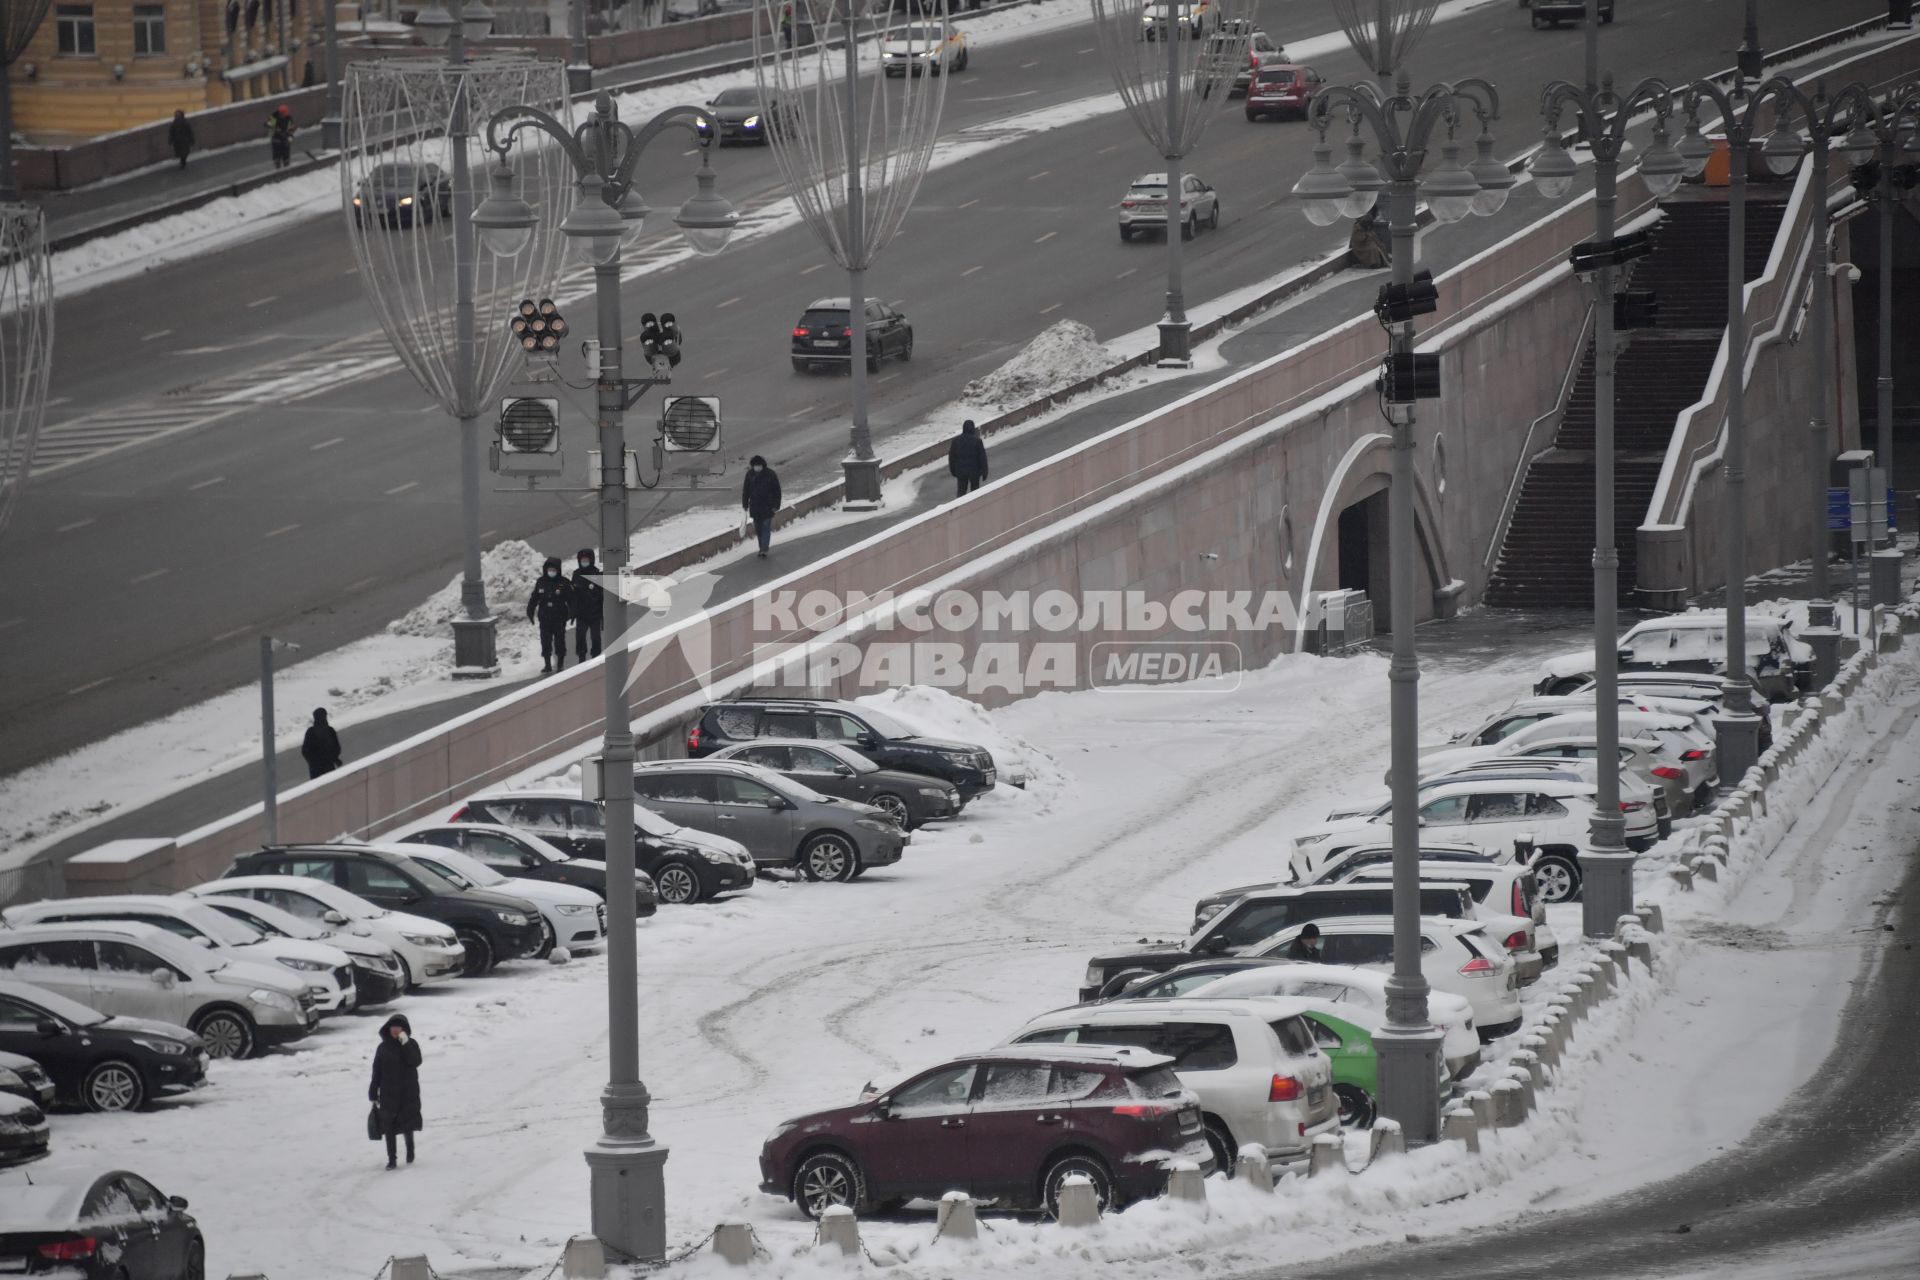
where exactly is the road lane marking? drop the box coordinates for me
[704,367,731,380]
[384,481,420,495]
[1039,303,1063,315]
[67,676,112,695]
[44,396,69,408]
[1034,231,1056,243]
[787,406,814,419]
[248,295,277,308]
[961,265,983,276]
[211,625,253,643]
[264,523,299,538]
[481,529,498,541]
[1098,143,1124,154]
[802,263,826,274]
[0,618,20,633]
[129,568,170,584]
[347,576,378,592]
[141,330,172,341]
[1116,267,1138,279]
[1021,60,1040,68]
[716,296,741,309]
[311,436,345,451]
[190,476,225,490]
[57,518,93,533]
[1078,47,1095,54]
[877,372,902,384]
[959,198,980,209]
[1027,170,1050,180]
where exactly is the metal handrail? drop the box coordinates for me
[1483,298,1597,571]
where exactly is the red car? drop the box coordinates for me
[1245,64,1324,121]
[758,1045,1213,1218]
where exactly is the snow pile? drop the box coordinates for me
[386,539,548,639]
[961,320,1121,411]
[855,684,1066,811]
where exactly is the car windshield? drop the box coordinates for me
[1129,182,1167,196]
[1258,70,1297,85]
[413,860,473,891]
[635,806,680,839]
[438,856,506,888]
[712,88,758,106]
[905,25,943,40]
[754,770,832,805]
[180,902,271,946]
[2,983,105,1027]
[371,166,418,190]
[803,309,849,327]
[851,706,916,739]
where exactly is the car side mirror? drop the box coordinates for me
[834,765,854,777]
[322,910,347,926]
[871,1097,894,1119]
[190,936,213,949]
[150,967,176,988]
[36,1019,62,1037]
[168,1195,189,1210]
[856,733,877,748]
[766,797,791,810]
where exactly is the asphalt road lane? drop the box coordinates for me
[0,0,1887,777]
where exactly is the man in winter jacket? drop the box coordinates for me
[527,556,574,673]
[266,104,295,170]
[300,709,342,779]
[741,455,782,558]
[572,547,604,662]
[948,420,988,498]
[168,110,195,169]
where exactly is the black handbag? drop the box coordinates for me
[367,1105,382,1141]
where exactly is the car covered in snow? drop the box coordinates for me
[184,892,407,1005]
[394,821,660,914]
[0,979,208,1112]
[1117,171,1221,242]
[0,1165,204,1279]
[0,1091,48,1167]
[183,875,466,991]
[1532,610,1812,700]
[758,1044,1211,1218]
[1413,708,1720,817]
[687,696,1004,798]
[397,844,608,959]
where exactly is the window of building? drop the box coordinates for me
[133,5,167,55]
[55,4,96,56]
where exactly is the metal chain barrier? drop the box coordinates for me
[632,1228,720,1271]
[367,1258,394,1280]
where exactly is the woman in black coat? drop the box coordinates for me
[369,1013,423,1169]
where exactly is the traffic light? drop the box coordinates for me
[1567,230,1652,273]
[658,312,683,367]
[1377,352,1440,403]
[509,298,568,357]
[1373,269,1437,324]
[638,312,665,368]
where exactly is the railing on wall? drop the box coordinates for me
[1483,298,1597,573]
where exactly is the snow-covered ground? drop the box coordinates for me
[27,616,1917,1279]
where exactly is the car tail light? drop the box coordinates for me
[448,805,469,822]
[1121,200,1136,209]
[1111,1103,1169,1119]
[1681,749,1708,761]
[687,725,701,752]
[37,1238,97,1262]
[1459,956,1496,975]
[1503,930,1528,950]
[1511,882,1526,914]
[842,326,853,337]
[1268,1074,1301,1102]
[1621,801,1646,812]
[1652,765,1684,780]
[791,327,808,338]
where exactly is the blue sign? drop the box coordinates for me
[1828,487,1899,533]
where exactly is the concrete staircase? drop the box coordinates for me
[1484,197,1790,610]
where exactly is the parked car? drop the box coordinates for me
[0,978,206,1112]
[881,22,968,75]
[708,740,961,829]
[399,844,607,958]
[1141,0,1213,39]
[1118,171,1220,242]
[1533,610,1811,700]
[1418,708,1719,817]
[351,162,450,228]
[701,86,787,143]
[1244,64,1323,120]
[1421,693,1716,760]
[1078,882,1492,1002]
[1531,0,1613,30]
[1331,863,1554,979]
[0,1093,48,1167]
[689,697,1005,798]
[398,823,658,914]
[1246,917,1524,1040]
[184,893,406,1005]
[1293,1003,1391,1128]
[183,875,465,990]
[0,1165,204,1279]
[1005,998,1339,1169]
[1231,28,1286,94]
[0,923,315,1059]
[0,1050,54,1109]
[1337,762,1662,850]
[2,896,354,1017]
[226,845,545,977]
[758,1044,1211,1218]
[632,760,906,882]
[790,297,913,373]
[438,787,756,904]
[1179,962,1482,1078]
[1428,734,1694,822]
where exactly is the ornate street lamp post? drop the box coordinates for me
[0,204,52,539]
[0,0,54,199]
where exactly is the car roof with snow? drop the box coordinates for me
[1024,995,1322,1025]
[1253,915,1485,942]
[954,1043,1175,1070]
[1415,776,1597,797]
[1625,610,1792,633]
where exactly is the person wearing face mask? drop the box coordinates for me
[571,547,604,662]
[741,455,783,559]
[527,556,574,674]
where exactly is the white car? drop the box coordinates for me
[1338,763,1662,845]
[1333,863,1557,979]
[186,892,407,1005]
[1117,171,1221,242]
[1248,917,1524,1040]
[400,844,607,957]
[1141,0,1214,39]
[880,22,967,76]
[1442,734,1693,821]
[1180,963,1482,1079]
[1534,610,1812,700]
[1435,708,1719,800]
[3,895,356,1015]
[187,875,466,989]
[1423,693,1715,760]
[1004,997,1339,1168]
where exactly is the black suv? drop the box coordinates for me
[790,296,913,373]
[228,845,545,976]
[1079,884,1478,1001]
[688,697,1000,798]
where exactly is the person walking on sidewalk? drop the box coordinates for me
[168,110,195,170]
[300,709,342,780]
[368,1014,422,1170]
[528,556,574,674]
[742,455,783,558]
[948,420,988,498]
[572,547,604,663]
[265,104,296,170]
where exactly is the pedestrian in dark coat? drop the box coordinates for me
[1285,923,1325,962]
[300,709,342,779]
[369,1013,422,1170]
[948,420,988,498]
[168,111,195,169]
[265,104,295,170]
[741,455,782,558]
[572,547,604,662]
[528,555,574,674]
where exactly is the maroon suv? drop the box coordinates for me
[758,1045,1212,1218]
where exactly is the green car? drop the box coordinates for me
[1301,1008,1380,1129]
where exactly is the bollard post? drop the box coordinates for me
[1467,1088,1494,1130]
[1691,855,1719,883]
[1520,1032,1555,1072]
[1167,1160,1208,1209]
[817,1205,861,1257]
[390,1261,431,1280]
[1055,1173,1102,1228]
[560,1236,604,1280]
[1442,1106,1480,1153]
[1615,913,1641,940]
[935,1191,979,1243]
[1540,1010,1569,1055]
[712,1222,756,1266]
[1627,934,1654,970]
[1635,901,1664,933]
[1307,1132,1348,1177]
[1493,1078,1529,1127]
[1601,940,1630,980]
[1510,1050,1544,1091]
[1368,1117,1405,1162]
[1236,1144,1274,1192]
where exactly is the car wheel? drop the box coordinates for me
[957,49,969,71]
[900,332,913,362]
[192,1008,256,1060]
[183,1239,206,1280]
[1181,213,1196,241]
[396,954,416,990]
[533,916,556,960]
[866,347,881,373]
[1533,852,1583,904]
[82,1059,146,1113]
[800,833,858,882]
[1209,203,1221,230]
[1335,1084,1376,1129]
[1119,226,1133,242]
[655,859,705,905]
[456,926,496,976]
[869,792,911,828]
[793,1149,866,1219]
[1041,1152,1114,1218]
[1202,1119,1237,1178]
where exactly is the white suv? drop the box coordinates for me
[1334,863,1558,977]
[1422,709,1719,805]
[1004,998,1339,1170]
[185,876,465,990]
[1533,610,1812,700]
[1249,917,1524,1039]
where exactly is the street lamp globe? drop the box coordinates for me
[1336,135,1383,218]
[1676,117,1714,177]
[1841,124,1880,168]
[1468,130,1515,216]
[561,183,627,266]
[1640,123,1687,198]
[1761,121,1805,176]
[1293,139,1352,227]
[413,2,455,48]
[674,163,740,257]
[461,1,495,41]
[1420,140,1481,223]
[616,186,651,249]
[1530,133,1578,200]
[471,163,537,258]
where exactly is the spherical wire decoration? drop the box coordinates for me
[0,204,53,538]
[1329,0,1443,79]
[341,54,573,421]
[1086,0,1244,161]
